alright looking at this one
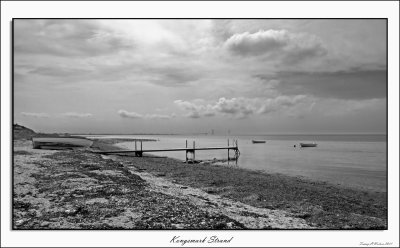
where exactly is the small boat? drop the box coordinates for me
[252,140,266,144]
[300,143,317,148]
[32,137,93,149]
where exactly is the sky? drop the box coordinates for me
[14,19,387,134]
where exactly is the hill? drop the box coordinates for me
[13,124,36,140]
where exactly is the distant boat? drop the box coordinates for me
[32,137,93,149]
[252,140,266,144]
[300,143,317,148]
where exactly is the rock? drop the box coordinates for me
[180,186,188,189]
[171,223,185,229]
[40,221,50,227]
[15,219,25,226]
[206,189,216,194]
[226,222,234,228]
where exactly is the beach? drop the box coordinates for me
[13,136,387,229]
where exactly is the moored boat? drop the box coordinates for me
[299,143,317,148]
[32,137,93,149]
[252,140,266,144]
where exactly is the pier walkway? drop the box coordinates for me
[95,139,240,163]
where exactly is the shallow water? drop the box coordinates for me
[85,134,387,192]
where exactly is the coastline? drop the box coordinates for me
[13,137,387,229]
[107,140,387,229]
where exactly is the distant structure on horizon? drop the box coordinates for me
[211,129,214,135]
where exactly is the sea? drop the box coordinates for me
[83,134,387,192]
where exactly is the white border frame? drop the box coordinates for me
[1,1,399,247]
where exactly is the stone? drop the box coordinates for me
[40,221,50,227]
[171,223,185,229]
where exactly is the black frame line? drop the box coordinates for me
[10,18,389,232]
[1,0,399,1]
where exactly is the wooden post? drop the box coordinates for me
[135,141,137,151]
[141,141,142,152]
[227,139,230,164]
[235,139,238,165]
[185,140,188,163]
[193,141,195,161]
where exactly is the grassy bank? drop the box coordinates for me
[107,141,387,229]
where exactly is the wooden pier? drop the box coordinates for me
[95,139,240,164]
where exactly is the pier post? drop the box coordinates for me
[193,141,195,161]
[185,140,188,164]
[227,139,230,165]
[235,139,239,165]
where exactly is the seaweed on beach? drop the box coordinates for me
[118,155,387,229]
[13,144,245,230]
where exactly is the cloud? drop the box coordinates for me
[21,112,93,118]
[224,29,327,63]
[20,112,50,118]
[213,97,257,118]
[225,30,289,56]
[257,95,307,114]
[118,110,143,119]
[118,110,175,119]
[174,100,216,119]
[176,96,306,119]
[61,112,93,118]
[148,66,202,87]
[14,20,134,57]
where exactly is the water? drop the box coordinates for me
[84,134,387,192]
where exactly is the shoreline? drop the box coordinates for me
[13,137,387,229]
[96,139,387,229]
[110,139,385,193]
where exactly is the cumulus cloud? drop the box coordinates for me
[118,110,175,119]
[174,100,207,118]
[224,29,327,63]
[61,112,93,118]
[212,97,257,118]
[175,96,308,119]
[225,30,289,56]
[118,110,142,119]
[20,112,50,118]
[257,95,307,114]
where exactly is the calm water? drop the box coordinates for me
[85,134,387,192]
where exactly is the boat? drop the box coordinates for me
[299,143,317,148]
[252,140,266,144]
[32,137,93,149]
